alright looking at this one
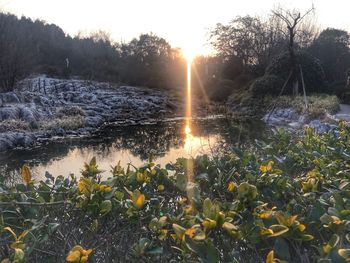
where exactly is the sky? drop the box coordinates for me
[1,0,350,54]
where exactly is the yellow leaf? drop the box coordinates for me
[66,250,81,262]
[298,224,306,232]
[71,245,84,253]
[4,227,17,240]
[267,161,274,171]
[157,185,165,191]
[260,161,274,173]
[104,186,112,193]
[202,218,217,230]
[10,241,25,250]
[132,190,146,209]
[258,211,274,219]
[260,228,273,236]
[323,244,332,254]
[21,165,31,185]
[185,228,195,238]
[260,165,268,173]
[78,178,92,196]
[266,250,274,263]
[227,182,235,192]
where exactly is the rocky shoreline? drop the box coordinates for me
[262,107,345,133]
[0,76,180,152]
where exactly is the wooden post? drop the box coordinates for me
[266,70,293,121]
[299,65,308,110]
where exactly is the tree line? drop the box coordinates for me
[0,12,186,92]
[206,7,350,102]
[0,8,350,103]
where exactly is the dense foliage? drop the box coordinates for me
[0,13,186,92]
[265,51,327,94]
[2,123,350,262]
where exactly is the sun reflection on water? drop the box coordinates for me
[185,53,194,183]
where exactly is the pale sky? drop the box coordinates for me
[1,0,350,54]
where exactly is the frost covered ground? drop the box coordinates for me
[0,76,179,151]
[263,106,350,133]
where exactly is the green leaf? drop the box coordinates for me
[185,236,219,263]
[186,182,201,205]
[100,200,112,215]
[115,191,124,201]
[329,234,340,248]
[146,246,163,255]
[274,238,291,261]
[48,223,60,235]
[176,172,188,192]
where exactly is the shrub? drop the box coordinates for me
[3,124,350,262]
[249,74,284,97]
[206,75,253,102]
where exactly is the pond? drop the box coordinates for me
[0,117,267,181]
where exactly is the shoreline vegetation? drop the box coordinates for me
[1,123,350,262]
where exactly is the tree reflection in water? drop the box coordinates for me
[0,118,267,181]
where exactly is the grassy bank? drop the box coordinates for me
[229,92,340,120]
[2,123,350,262]
[266,94,340,120]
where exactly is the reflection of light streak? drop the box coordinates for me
[186,59,192,129]
[185,58,193,183]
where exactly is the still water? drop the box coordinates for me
[0,118,266,181]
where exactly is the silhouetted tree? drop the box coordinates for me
[309,28,350,83]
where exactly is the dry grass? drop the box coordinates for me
[265,94,340,120]
[56,106,85,118]
[0,120,30,133]
[40,116,85,131]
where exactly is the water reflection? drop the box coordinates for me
[0,118,267,181]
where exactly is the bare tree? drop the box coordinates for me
[272,6,315,95]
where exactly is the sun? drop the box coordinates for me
[182,45,198,62]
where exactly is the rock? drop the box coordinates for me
[263,108,305,128]
[308,120,331,134]
[85,116,104,127]
[52,128,66,137]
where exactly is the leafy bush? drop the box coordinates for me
[3,123,350,262]
[249,74,284,97]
